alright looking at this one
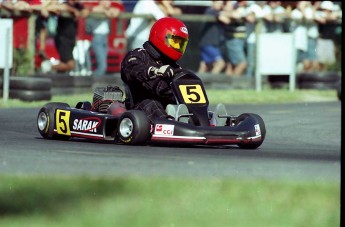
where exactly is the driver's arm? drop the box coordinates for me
[121,50,173,98]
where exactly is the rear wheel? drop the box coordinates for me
[37,102,70,140]
[235,113,266,149]
[118,110,151,145]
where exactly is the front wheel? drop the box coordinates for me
[37,102,70,140]
[235,113,266,149]
[118,110,151,145]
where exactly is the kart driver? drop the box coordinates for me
[121,17,189,122]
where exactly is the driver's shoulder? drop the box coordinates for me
[123,48,148,63]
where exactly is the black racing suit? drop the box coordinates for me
[121,41,181,121]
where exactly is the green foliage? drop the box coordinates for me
[0,176,340,227]
[0,176,129,215]
[12,48,34,76]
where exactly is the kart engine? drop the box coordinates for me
[92,86,124,113]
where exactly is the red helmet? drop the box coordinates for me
[149,17,189,61]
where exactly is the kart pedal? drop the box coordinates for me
[213,104,228,126]
[176,104,190,123]
[166,104,191,123]
[166,104,177,119]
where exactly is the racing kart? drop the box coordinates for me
[37,70,266,149]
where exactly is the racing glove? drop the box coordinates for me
[148,65,174,79]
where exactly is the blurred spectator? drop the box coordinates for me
[158,0,182,16]
[316,1,339,71]
[122,0,138,13]
[34,0,61,60]
[125,0,166,50]
[291,1,322,72]
[222,0,247,76]
[303,1,321,72]
[266,1,286,33]
[3,0,31,11]
[41,0,88,73]
[197,0,226,74]
[86,0,120,76]
[245,1,271,78]
[290,1,309,72]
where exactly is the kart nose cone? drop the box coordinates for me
[38,112,48,131]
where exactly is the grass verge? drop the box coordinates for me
[0,176,340,227]
[0,89,338,108]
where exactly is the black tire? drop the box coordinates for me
[297,72,341,90]
[268,75,289,89]
[9,89,52,101]
[235,113,266,149]
[268,75,289,83]
[298,81,338,90]
[10,89,51,101]
[118,110,151,145]
[9,77,52,90]
[297,72,341,83]
[37,102,70,140]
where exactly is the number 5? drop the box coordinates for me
[56,110,71,136]
[186,86,200,102]
[179,85,206,104]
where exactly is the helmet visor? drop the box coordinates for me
[165,34,188,54]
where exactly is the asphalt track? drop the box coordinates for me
[0,101,341,182]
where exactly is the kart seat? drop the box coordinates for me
[123,83,134,110]
[76,101,92,110]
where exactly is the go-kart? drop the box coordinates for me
[37,70,266,149]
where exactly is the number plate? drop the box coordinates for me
[56,110,71,136]
[179,85,206,104]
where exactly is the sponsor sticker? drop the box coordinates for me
[254,124,261,136]
[155,124,175,136]
[73,117,101,133]
[180,26,188,34]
